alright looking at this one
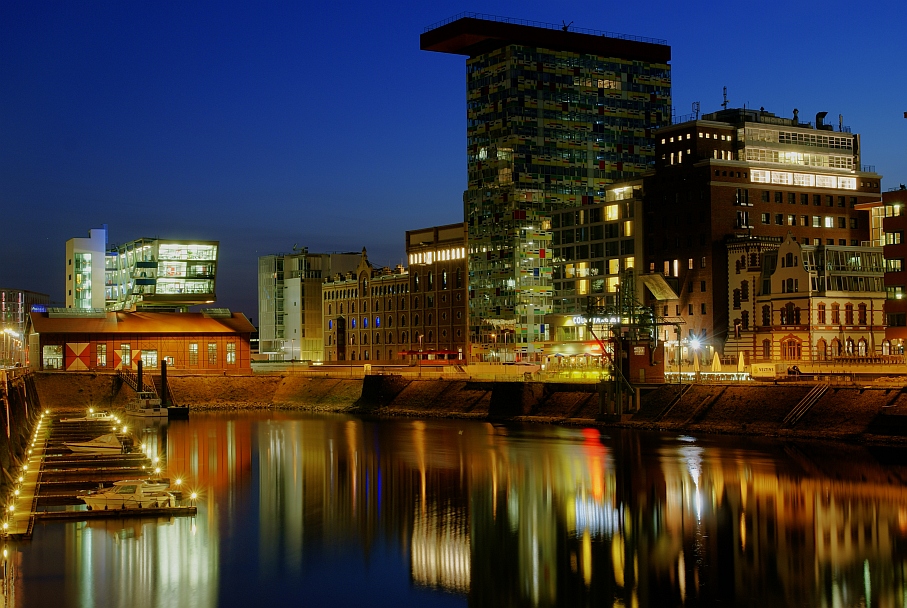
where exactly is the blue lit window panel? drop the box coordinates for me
[329,320,333,330]
[351,319,357,329]
[363,317,369,328]
[375,317,381,328]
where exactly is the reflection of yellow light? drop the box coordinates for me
[190,492,198,500]
[583,530,592,586]
[740,512,747,550]
[175,478,182,486]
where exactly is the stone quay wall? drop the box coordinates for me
[30,372,907,443]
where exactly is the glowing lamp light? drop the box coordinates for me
[7,506,14,513]
[122,426,128,433]
[89,408,94,414]
[690,338,701,350]
[2,523,8,531]
[22,466,27,472]
[154,468,161,475]
[175,478,182,486]
[190,492,198,500]
[13,490,19,497]
[17,477,22,483]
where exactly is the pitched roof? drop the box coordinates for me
[29,311,255,335]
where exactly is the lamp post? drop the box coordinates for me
[491,333,497,363]
[417,334,423,377]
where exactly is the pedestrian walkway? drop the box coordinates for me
[5,410,49,539]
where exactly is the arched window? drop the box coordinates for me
[830,338,841,357]
[858,303,867,325]
[351,318,356,329]
[350,335,356,345]
[374,333,381,344]
[882,339,891,355]
[456,268,463,288]
[413,272,420,291]
[364,350,369,361]
[427,331,433,342]
[401,331,408,344]
[741,311,749,330]
[733,289,741,310]
[328,304,332,315]
[363,301,369,313]
[362,334,369,345]
[413,296,419,308]
[741,280,749,301]
[831,303,840,324]
[442,270,448,289]
[339,303,344,314]
[816,339,827,361]
[817,303,826,324]
[375,316,381,328]
[762,339,772,360]
[363,317,369,329]
[781,337,801,361]
[401,315,407,327]
[762,305,771,326]
[845,304,854,325]
[387,332,394,344]
[428,272,434,290]
[858,338,867,356]
[375,300,380,312]
[388,316,394,328]
[427,313,432,325]
[400,298,406,310]
[387,299,393,311]
[351,302,356,314]
[845,338,855,355]
[414,314,420,326]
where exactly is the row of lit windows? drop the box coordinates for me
[751,170,857,190]
[662,131,730,144]
[408,248,465,266]
[760,213,857,229]
[746,149,854,170]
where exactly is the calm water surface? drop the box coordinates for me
[9,411,907,607]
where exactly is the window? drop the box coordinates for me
[189,343,198,365]
[813,216,821,227]
[850,218,858,229]
[831,304,840,324]
[775,192,783,203]
[824,216,834,228]
[781,338,802,361]
[762,305,771,326]
[140,350,158,369]
[817,303,826,324]
[858,304,867,325]
[121,343,132,367]
[844,304,854,325]
[800,194,809,205]
[775,214,784,225]
[838,217,846,228]
[688,304,693,315]
[700,281,706,292]
[701,303,707,314]
[208,343,217,365]
[43,345,63,370]
[788,192,796,204]
[97,343,107,367]
[761,191,770,203]
[813,194,821,206]
[788,215,796,226]
[761,213,770,224]
[701,257,706,268]
[227,343,236,365]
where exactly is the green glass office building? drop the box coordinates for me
[421,14,671,357]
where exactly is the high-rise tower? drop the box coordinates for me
[421,14,671,358]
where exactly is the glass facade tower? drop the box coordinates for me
[422,15,671,356]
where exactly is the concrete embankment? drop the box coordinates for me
[0,371,43,499]
[30,372,907,443]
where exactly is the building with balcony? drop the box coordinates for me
[422,14,671,359]
[644,107,882,357]
[258,249,361,361]
[66,226,219,312]
[857,187,907,352]
[749,234,886,362]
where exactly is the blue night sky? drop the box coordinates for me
[2,0,905,324]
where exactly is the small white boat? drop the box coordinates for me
[111,478,171,492]
[60,409,118,423]
[80,482,175,510]
[125,391,167,418]
[64,433,122,454]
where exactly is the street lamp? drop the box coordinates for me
[490,333,497,363]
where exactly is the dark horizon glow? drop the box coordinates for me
[3,1,905,325]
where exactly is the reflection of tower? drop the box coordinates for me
[410,499,470,592]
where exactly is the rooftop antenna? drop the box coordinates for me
[839,114,843,132]
[561,20,573,32]
[692,101,700,120]
[721,86,729,110]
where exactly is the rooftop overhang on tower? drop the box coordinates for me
[420,15,670,63]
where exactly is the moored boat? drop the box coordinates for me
[125,391,167,418]
[80,482,175,510]
[64,433,123,453]
[60,409,119,423]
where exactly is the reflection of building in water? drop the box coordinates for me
[410,500,470,593]
[165,417,254,494]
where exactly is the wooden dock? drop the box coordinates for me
[6,411,193,539]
